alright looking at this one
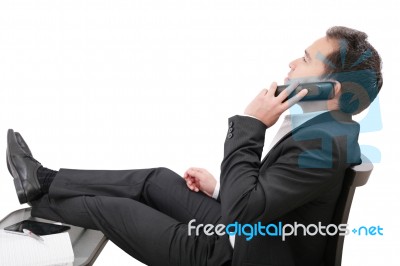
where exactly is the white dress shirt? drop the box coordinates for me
[212,110,328,249]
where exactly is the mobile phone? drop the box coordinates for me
[4,220,71,236]
[275,81,335,101]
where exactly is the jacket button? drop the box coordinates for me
[229,121,233,127]
[227,133,233,139]
[228,128,233,133]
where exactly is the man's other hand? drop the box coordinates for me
[183,167,217,197]
[244,82,308,127]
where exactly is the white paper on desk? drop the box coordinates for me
[0,229,74,266]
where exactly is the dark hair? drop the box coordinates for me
[323,26,383,114]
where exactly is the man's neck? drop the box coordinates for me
[298,101,329,113]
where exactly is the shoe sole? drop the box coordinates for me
[7,130,28,204]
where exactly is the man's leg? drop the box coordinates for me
[7,131,231,265]
[8,130,220,225]
[32,194,232,266]
[34,167,221,225]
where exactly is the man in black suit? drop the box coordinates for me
[6,26,382,266]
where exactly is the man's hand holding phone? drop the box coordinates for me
[244,82,308,127]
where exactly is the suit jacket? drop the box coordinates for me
[217,110,361,266]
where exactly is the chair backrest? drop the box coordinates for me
[324,155,373,266]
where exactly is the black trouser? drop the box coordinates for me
[30,167,233,266]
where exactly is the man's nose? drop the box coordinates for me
[289,58,301,70]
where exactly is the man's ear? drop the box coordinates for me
[333,81,341,97]
[326,80,342,111]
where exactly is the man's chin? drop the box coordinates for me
[284,77,290,84]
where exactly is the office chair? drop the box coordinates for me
[324,155,373,266]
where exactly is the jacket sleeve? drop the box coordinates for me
[219,115,347,225]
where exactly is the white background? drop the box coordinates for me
[0,0,398,265]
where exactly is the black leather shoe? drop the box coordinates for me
[15,132,33,157]
[6,129,43,204]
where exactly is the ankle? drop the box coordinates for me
[37,166,58,194]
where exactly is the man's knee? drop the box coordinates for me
[156,167,176,175]
[153,167,182,182]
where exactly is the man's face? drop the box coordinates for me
[285,36,338,84]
